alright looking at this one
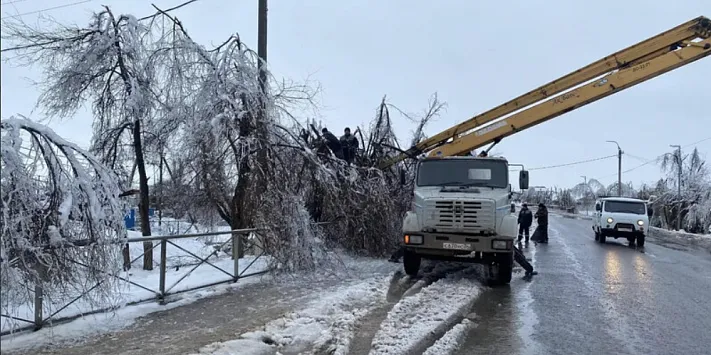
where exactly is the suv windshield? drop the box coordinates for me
[604,200,646,215]
[416,159,508,188]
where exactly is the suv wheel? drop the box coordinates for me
[403,250,421,276]
[598,233,606,243]
[637,235,645,247]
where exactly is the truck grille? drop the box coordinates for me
[425,199,495,232]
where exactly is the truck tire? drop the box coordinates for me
[496,253,513,285]
[637,235,645,247]
[403,250,421,276]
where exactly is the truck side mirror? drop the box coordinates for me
[595,204,601,211]
[518,170,529,190]
[647,208,653,217]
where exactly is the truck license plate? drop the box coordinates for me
[443,242,472,250]
[618,227,633,232]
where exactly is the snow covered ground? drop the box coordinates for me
[3,217,491,355]
[188,261,485,355]
[1,221,268,336]
[370,264,482,354]
[192,275,391,355]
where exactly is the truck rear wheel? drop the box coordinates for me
[403,250,421,276]
[495,253,513,285]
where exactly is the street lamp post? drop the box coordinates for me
[606,140,623,196]
[670,144,682,230]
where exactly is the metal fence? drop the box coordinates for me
[1,228,268,336]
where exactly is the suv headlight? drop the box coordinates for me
[606,217,614,224]
[637,220,644,226]
[404,234,423,244]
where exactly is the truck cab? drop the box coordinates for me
[400,156,529,284]
[592,197,651,247]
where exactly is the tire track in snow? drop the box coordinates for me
[368,265,483,355]
[422,318,474,355]
[347,262,466,355]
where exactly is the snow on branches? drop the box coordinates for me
[1,116,125,322]
[1,5,442,275]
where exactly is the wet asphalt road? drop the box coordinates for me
[456,214,711,355]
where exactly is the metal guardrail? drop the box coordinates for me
[1,228,267,336]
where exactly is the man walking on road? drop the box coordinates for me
[517,203,533,243]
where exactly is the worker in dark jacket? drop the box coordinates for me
[532,203,549,243]
[339,127,358,164]
[517,203,533,243]
[321,128,344,159]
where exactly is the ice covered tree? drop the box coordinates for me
[1,8,174,270]
[657,147,711,233]
[1,116,125,328]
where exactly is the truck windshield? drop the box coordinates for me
[604,201,646,215]
[416,159,508,188]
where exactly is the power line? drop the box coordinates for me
[0,0,203,53]
[2,0,31,5]
[527,154,617,171]
[1,0,93,20]
[592,136,711,180]
[619,136,711,175]
[624,152,649,163]
[138,0,200,21]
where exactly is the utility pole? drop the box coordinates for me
[258,0,268,93]
[580,175,588,215]
[670,144,682,230]
[607,140,623,196]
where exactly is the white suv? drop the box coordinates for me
[592,197,651,247]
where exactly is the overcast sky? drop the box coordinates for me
[1,0,709,190]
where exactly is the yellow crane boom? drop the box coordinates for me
[380,16,710,167]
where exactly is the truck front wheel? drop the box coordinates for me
[495,253,513,285]
[403,250,421,276]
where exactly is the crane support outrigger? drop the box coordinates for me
[395,17,710,284]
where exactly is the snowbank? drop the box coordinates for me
[193,274,392,355]
[648,226,711,252]
[370,267,482,354]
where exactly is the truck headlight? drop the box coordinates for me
[606,217,614,224]
[492,240,510,250]
[404,234,423,245]
[637,220,644,226]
